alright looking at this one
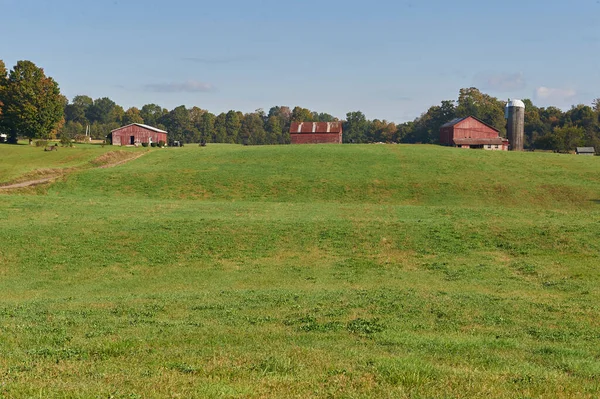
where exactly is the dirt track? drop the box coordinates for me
[0,177,57,189]
[0,151,146,191]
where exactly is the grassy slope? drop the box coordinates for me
[0,143,142,184]
[0,144,599,398]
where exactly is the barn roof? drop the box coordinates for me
[440,116,500,132]
[454,137,504,146]
[576,147,595,154]
[111,123,168,134]
[290,122,342,134]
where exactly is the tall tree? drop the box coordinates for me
[86,97,120,124]
[0,60,7,119]
[122,107,144,125]
[291,106,313,123]
[140,104,167,126]
[225,110,241,143]
[455,87,505,134]
[240,112,267,145]
[64,95,93,125]
[265,115,283,144]
[198,112,215,143]
[159,105,196,143]
[343,111,369,143]
[2,60,64,142]
[213,113,227,142]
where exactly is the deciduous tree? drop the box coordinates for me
[2,60,64,142]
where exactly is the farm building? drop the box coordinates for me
[110,123,167,146]
[576,147,595,155]
[290,122,343,144]
[440,116,509,150]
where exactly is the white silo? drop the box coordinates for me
[505,99,525,151]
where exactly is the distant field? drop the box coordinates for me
[0,144,599,398]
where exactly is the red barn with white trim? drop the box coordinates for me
[111,123,168,146]
[440,116,508,150]
[290,122,343,144]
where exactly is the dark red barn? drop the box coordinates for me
[111,123,168,146]
[440,116,508,150]
[290,122,343,144]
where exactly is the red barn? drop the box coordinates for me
[290,122,343,144]
[440,116,508,150]
[111,123,168,146]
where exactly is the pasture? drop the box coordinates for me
[0,144,599,398]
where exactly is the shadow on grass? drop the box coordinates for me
[590,200,600,204]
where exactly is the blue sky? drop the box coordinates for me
[2,0,599,122]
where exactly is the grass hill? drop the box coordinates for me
[1,144,599,398]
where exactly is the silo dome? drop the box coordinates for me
[507,99,525,108]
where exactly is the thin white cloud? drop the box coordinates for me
[144,80,215,93]
[535,86,577,103]
[474,72,526,92]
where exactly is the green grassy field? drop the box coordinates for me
[1,144,599,398]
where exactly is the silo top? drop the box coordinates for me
[507,99,525,108]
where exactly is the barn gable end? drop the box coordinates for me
[111,123,168,146]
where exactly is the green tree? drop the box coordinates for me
[553,125,584,153]
[225,110,241,143]
[199,112,215,143]
[0,59,7,120]
[64,95,93,125]
[343,111,369,143]
[240,112,267,145]
[86,97,120,124]
[140,104,167,126]
[213,113,227,142]
[159,105,197,143]
[313,112,337,122]
[455,88,505,134]
[265,115,283,144]
[2,60,64,142]
[122,107,144,125]
[291,106,313,123]
[403,100,455,144]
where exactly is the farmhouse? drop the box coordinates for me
[110,123,167,146]
[440,116,509,150]
[290,122,343,144]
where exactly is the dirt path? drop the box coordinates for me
[0,151,147,191]
[0,177,58,190]
[98,152,146,168]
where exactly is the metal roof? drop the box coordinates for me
[507,99,526,108]
[289,122,342,134]
[440,116,500,132]
[453,137,504,145]
[440,117,467,128]
[111,123,168,134]
[576,147,595,153]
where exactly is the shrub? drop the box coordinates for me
[35,140,48,147]
[151,142,157,147]
[142,142,149,147]
[59,134,72,147]
[74,134,90,143]
[158,140,166,148]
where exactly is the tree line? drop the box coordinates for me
[1,59,599,152]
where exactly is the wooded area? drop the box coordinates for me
[1,59,599,152]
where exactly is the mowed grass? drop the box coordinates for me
[0,144,599,398]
